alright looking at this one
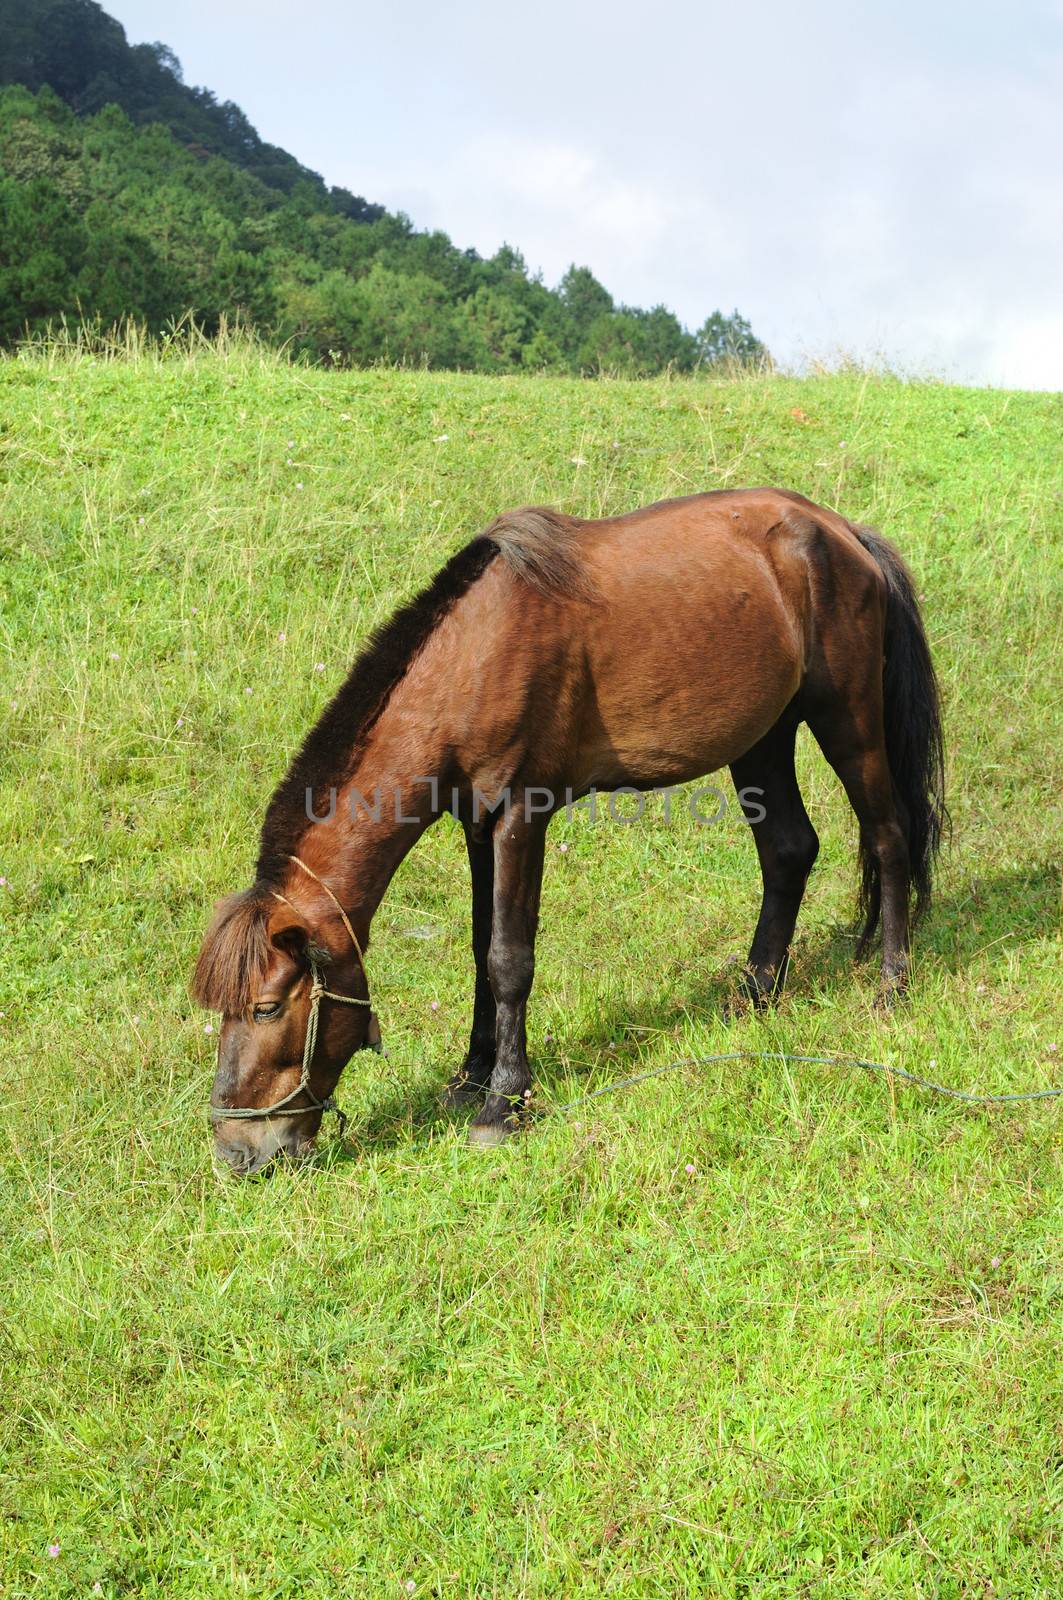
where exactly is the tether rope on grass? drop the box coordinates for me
[550,1051,1063,1114]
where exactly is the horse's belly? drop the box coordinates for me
[580,683,794,788]
[576,562,804,786]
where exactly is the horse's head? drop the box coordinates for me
[192,883,379,1175]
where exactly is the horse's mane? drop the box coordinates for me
[192,888,274,1014]
[253,506,588,885]
[191,508,586,1011]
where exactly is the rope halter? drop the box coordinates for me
[208,855,379,1139]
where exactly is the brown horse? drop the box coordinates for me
[194,488,945,1172]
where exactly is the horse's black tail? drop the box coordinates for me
[852,525,947,953]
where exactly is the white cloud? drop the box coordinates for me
[983,315,1063,389]
[361,134,720,298]
[351,53,1063,386]
[108,0,1063,388]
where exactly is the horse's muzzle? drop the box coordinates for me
[212,1120,315,1177]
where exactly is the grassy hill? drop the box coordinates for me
[1,345,1061,1596]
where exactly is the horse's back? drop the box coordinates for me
[450,488,884,793]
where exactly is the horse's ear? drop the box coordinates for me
[268,915,309,962]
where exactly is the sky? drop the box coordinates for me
[107,0,1063,389]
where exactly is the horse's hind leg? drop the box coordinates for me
[443,823,497,1107]
[729,712,819,1008]
[806,703,911,1002]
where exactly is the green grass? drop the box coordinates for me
[1,342,1061,1598]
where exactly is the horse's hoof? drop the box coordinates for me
[466,1121,512,1148]
[723,988,768,1022]
[441,1080,484,1111]
[874,981,908,1013]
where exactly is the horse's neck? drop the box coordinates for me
[297,673,449,938]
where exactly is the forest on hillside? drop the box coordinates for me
[0,0,768,373]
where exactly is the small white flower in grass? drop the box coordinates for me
[278,631,287,643]
[287,439,295,448]
[430,1001,439,1012]
[976,983,986,994]
[405,1584,417,1595]
[47,1544,60,1558]
[608,1041,616,1051]
[434,434,449,443]
[991,1256,1002,1269]
[928,1059,937,1069]
[314,662,325,672]
[244,687,253,695]
[0,877,7,887]
[109,651,119,661]
[570,455,587,467]
[176,717,183,727]
[204,1024,214,1035]
[1048,1043,1058,1054]
[295,482,304,491]
[838,440,847,449]
[138,516,145,525]
[684,1163,696,1175]
[559,842,569,854]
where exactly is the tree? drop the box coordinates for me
[558,264,613,355]
[696,309,769,368]
[347,263,460,366]
[457,286,529,372]
[0,174,83,338]
[521,327,565,371]
[626,304,697,373]
[0,11,770,372]
[576,311,642,375]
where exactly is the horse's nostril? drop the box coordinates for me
[216,1138,255,1172]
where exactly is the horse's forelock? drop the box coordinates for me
[191,888,274,1014]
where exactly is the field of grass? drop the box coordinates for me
[1,340,1061,1598]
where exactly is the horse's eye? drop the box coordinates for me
[252,1000,282,1022]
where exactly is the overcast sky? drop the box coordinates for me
[108,1,1063,388]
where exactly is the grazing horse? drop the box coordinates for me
[194,488,945,1172]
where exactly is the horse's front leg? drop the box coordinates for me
[468,802,548,1146]
[443,822,496,1107]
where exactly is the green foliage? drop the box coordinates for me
[697,307,770,368]
[558,262,614,348]
[0,2,769,372]
[0,0,356,201]
[458,285,532,372]
[1,349,1061,1594]
[0,174,82,336]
